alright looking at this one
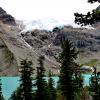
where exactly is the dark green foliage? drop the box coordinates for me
[74,0,100,26]
[9,59,34,100]
[19,59,34,100]
[74,10,100,26]
[72,64,83,92]
[47,70,56,100]
[9,91,17,100]
[89,66,100,100]
[88,0,100,3]
[9,87,24,100]
[35,56,48,100]
[72,70,83,100]
[9,86,35,100]
[59,39,79,100]
[74,1,100,98]
[0,78,4,100]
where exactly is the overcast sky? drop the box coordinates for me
[0,0,99,21]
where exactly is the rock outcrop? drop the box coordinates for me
[0,7,16,25]
[53,27,100,52]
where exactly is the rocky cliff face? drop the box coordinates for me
[0,7,16,25]
[53,27,100,52]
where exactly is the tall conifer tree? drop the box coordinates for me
[47,70,56,100]
[59,39,78,100]
[35,56,48,100]
[9,59,34,100]
[19,59,34,100]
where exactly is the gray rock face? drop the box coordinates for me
[0,7,16,25]
[19,25,100,69]
[0,7,6,15]
[53,27,100,52]
[22,26,100,53]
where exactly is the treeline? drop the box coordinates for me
[0,39,100,100]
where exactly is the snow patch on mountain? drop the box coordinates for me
[22,18,75,32]
[21,18,94,32]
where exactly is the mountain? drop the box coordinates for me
[1,7,100,76]
[0,7,59,76]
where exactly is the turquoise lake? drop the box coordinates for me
[1,74,91,100]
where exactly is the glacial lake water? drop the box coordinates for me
[1,74,91,100]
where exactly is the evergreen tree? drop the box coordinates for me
[72,66,83,100]
[9,91,18,100]
[74,0,100,26]
[9,59,34,100]
[19,59,34,100]
[0,78,4,100]
[59,39,78,100]
[9,87,23,100]
[47,70,56,100]
[74,1,100,99]
[35,56,48,100]
[89,66,100,100]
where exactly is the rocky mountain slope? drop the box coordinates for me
[21,25,100,71]
[0,7,60,76]
[1,7,100,76]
